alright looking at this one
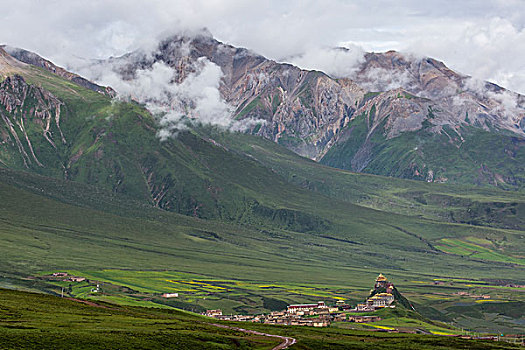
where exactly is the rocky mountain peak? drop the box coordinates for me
[2,45,115,97]
[0,47,27,77]
[353,50,464,99]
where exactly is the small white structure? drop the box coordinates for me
[161,293,179,298]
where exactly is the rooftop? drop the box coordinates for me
[376,273,388,282]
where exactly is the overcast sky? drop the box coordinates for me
[2,0,525,93]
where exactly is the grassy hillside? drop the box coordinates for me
[0,288,521,350]
[0,288,279,350]
[206,129,525,231]
[320,110,525,190]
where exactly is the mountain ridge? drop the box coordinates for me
[71,33,525,189]
[1,35,525,194]
[3,36,525,188]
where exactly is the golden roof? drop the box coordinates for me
[376,273,388,282]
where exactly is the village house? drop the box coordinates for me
[355,303,375,312]
[328,306,340,313]
[217,314,255,322]
[333,313,347,322]
[313,320,329,327]
[286,301,327,315]
[348,315,382,323]
[205,309,222,317]
[68,276,86,282]
[270,311,285,317]
[161,293,179,298]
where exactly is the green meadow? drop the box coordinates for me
[1,288,522,350]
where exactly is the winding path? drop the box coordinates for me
[211,323,297,350]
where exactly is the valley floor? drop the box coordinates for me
[28,268,525,335]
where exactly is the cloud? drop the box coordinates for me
[87,55,263,139]
[1,0,525,94]
[404,17,525,94]
[285,45,365,78]
[451,77,524,129]
[354,67,414,92]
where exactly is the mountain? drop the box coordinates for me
[85,32,366,160]
[89,33,525,189]
[1,45,115,97]
[321,51,525,188]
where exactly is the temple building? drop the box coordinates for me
[367,292,395,308]
[374,273,395,293]
[374,273,388,289]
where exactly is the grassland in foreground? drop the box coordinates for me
[0,288,522,350]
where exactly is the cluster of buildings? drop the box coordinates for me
[205,273,396,327]
[50,272,86,282]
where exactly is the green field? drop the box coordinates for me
[30,267,525,335]
[435,238,525,265]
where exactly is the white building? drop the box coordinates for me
[287,301,326,314]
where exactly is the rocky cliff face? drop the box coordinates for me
[351,51,525,138]
[0,74,65,169]
[103,34,366,159]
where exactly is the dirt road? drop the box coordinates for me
[212,323,296,349]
